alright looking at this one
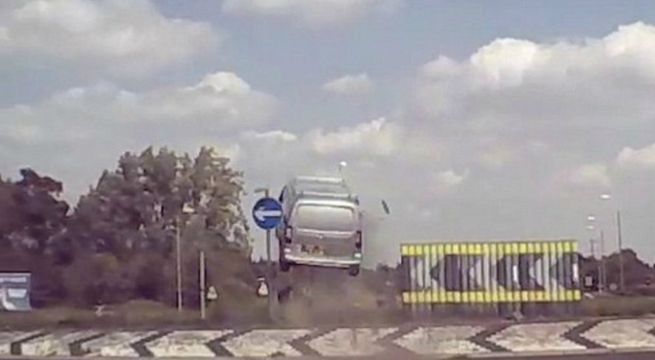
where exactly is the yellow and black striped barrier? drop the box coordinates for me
[400,240,581,309]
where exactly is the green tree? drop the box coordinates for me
[71,146,249,259]
[0,169,70,306]
[63,146,251,305]
[0,169,69,255]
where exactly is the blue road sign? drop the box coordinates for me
[252,197,283,230]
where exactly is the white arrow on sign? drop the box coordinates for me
[254,207,282,222]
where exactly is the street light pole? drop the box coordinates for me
[586,221,601,293]
[199,250,206,320]
[600,193,624,293]
[176,204,196,313]
[338,161,348,176]
[599,230,606,293]
[617,210,625,293]
[588,237,600,290]
[176,216,183,312]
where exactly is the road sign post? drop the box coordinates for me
[252,193,283,321]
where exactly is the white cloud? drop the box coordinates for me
[0,71,276,194]
[221,0,401,27]
[2,71,277,141]
[617,143,655,169]
[416,22,655,128]
[308,117,398,156]
[323,73,373,95]
[435,169,468,189]
[0,0,219,76]
[569,164,611,188]
[413,22,655,200]
[242,130,298,143]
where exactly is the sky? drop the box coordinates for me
[2,0,655,266]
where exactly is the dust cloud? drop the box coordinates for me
[274,266,402,327]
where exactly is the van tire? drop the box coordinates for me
[279,258,291,272]
[348,265,360,277]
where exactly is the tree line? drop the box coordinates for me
[0,146,253,308]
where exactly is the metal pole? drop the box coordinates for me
[266,229,272,271]
[617,211,624,293]
[599,230,605,293]
[263,189,272,267]
[590,238,599,292]
[263,189,274,319]
[255,186,275,320]
[200,251,206,320]
[176,217,183,312]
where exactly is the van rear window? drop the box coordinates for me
[294,205,356,231]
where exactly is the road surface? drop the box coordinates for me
[3,352,655,359]
[2,320,655,358]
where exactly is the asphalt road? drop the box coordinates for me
[474,351,655,359]
[6,352,655,360]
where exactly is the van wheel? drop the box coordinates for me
[280,258,291,272]
[348,265,360,277]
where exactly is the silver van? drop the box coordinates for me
[276,176,363,276]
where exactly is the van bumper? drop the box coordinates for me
[283,253,361,268]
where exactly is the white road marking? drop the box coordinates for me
[582,319,655,349]
[21,331,100,356]
[307,328,397,356]
[82,331,156,357]
[394,326,488,355]
[0,331,38,355]
[221,329,310,357]
[146,330,232,357]
[489,321,585,352]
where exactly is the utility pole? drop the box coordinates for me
[617,211,625,293]
[176,217,183,312]
[199,251,206,320]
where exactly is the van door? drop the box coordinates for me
[291,204,359,257]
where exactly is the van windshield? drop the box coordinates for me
[294,204,356,232]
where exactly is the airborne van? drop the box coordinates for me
[276,176,363,276]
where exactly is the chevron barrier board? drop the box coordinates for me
[400,240,581,317]
[2,319,655,357]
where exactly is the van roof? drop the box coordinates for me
[296,190,358,202]
[294,197,359,209]
[291,176,352,194]
[293,176,346,184]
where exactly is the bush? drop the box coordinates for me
[62,253,135,306]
